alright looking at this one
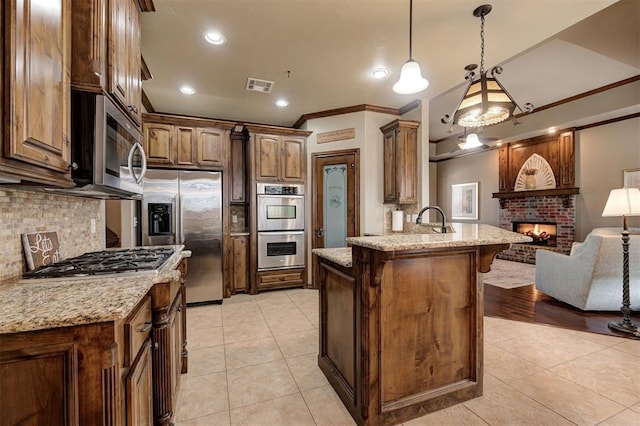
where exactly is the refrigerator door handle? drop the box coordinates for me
[178,194,184,244]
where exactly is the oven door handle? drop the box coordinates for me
[128,142,147,184]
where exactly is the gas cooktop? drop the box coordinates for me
[22,247,175,279]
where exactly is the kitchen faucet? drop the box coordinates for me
[415,206,448,233]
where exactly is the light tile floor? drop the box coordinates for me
[176,289,640,426]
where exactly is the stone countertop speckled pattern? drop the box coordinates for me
[312,247,353,268]
[346,223,532,251]
[0,246,191,334]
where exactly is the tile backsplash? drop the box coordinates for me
[0,189,105,282]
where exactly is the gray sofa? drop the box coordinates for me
[535,227,640,311]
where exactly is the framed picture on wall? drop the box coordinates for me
[623,168,640,189]
[451,182,478,220]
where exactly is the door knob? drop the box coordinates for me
[316,228,325,238]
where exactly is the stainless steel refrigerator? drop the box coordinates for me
[141,170,223,304]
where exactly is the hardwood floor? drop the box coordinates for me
[484,284,640,340]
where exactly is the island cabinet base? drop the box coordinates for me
[317,244,508,426]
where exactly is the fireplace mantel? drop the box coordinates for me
[492,187,580,208]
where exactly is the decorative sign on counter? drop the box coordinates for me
[317,128,355,144]
[22,231,62,270]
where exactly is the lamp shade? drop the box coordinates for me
[393,60,429,95]
[458,133,483,150]
[455,74,515,127]
[602,188,640,217]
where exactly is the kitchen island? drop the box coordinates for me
[313,223,530,426]
[0,246,191,426]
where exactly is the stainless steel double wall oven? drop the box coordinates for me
[257,183,305,270]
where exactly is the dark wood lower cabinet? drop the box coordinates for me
[0,258,189,426]
[256,268,305,292]
[148,261,187,425]
[0,331,79,426]
[316,244,508,425]
[0,323,118,425]
[126,341,154,426]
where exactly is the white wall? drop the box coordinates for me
[303,110,401,236]
[435,149,501,226]
[575,117,640,239]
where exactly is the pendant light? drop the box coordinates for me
[441,4,533,128]
[393,0,429,95]
[458,133,483,150]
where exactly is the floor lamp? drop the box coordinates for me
[602,187,640,334]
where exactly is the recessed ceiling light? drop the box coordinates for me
[275,99,289,107]
[370,68,389,79]
[548,127,557,134]
[180,86,196,95]
[204,31,226,45]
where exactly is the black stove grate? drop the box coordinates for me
[22,247,175,279]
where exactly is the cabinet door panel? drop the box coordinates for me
[143,123,174,165]
[0,342,78,426]
[176,127,194,166]
[126,341,153,426]
[110,0,129,106]
[196,128,224,167]
[255,135,280,181]
[400,128,418,203]
[232,236,248,292]
[127,0,141,124]
[7,0,71,173]
[281,137,305,182]
[230,135,246,202]
[383,131,397,202]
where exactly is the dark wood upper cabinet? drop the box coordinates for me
[0,0,74,187]
[196,128,226,168]
[251,133,308,183]
[143,122,175,166]
[71,0,142,125]
[230,132,247,203]
[380,119,420,204]
[142,113,234,170]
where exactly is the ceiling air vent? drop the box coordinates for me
[246,78,274,93]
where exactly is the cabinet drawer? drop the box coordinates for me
[124,296,152,367]
[257,269,304,290]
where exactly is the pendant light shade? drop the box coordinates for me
[393,60,429,95]
[393,0,429,95]
[458,133,483,150]
[441,4,532,128]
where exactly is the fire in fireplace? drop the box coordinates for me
[513,221,558,247]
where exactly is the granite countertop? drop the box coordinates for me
[347,223,531,251]
[0,246,191,334]
[313,224,531,265]
[312,247,353,268]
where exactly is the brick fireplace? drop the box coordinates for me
[497,195,576,264]
[492,130,579,264]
